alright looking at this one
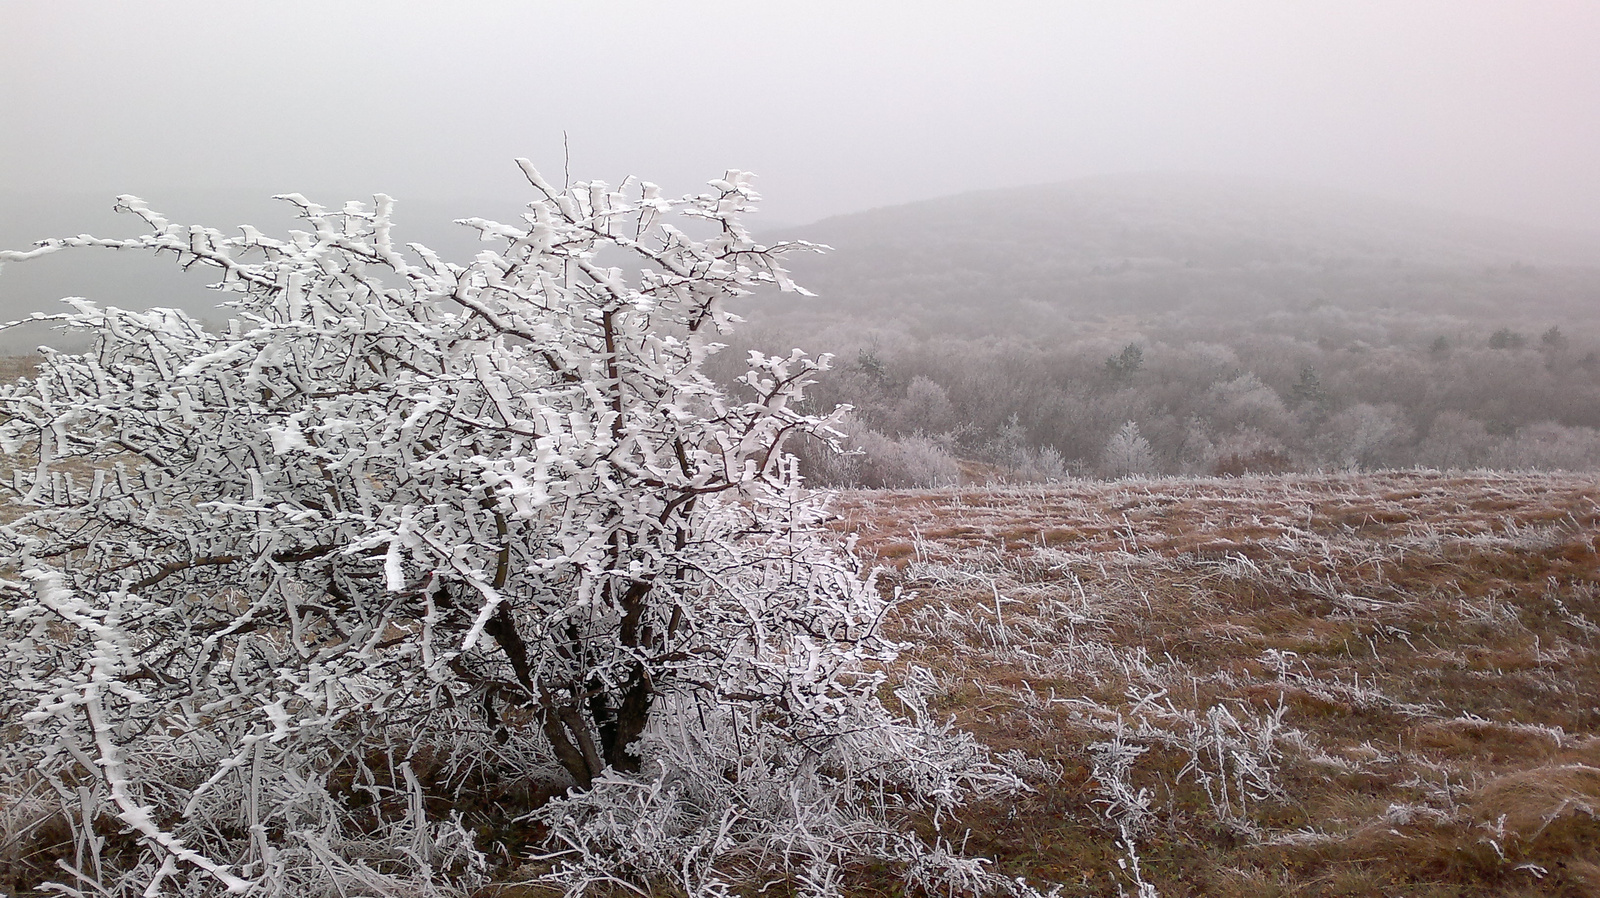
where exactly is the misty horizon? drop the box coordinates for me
[4,2,1600,234]
[7,1,1600,476]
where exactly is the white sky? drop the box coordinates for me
[3,1,1599,230]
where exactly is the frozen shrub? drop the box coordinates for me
[1212,428,1293,476]
[985,414,1072,482]
[1320,402,1413,470]
[1417,410,1494,469]
[886,374,957,436]
[792,413,962,489]
[0,165,1021,897]
[1493,421,1600,471]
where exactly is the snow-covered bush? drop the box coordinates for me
[790,412,963,489]
[0,165,1024,897]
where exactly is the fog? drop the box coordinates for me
[3,1,1599,232]
[8,0,1600,474]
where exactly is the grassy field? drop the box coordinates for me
[829,470,1600,897]
[4,353,1596,897]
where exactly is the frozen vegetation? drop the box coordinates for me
[0,168,1042,897]
[832,471,1600,896]
[3,169,1599,898]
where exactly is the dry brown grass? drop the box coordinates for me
[7,353,1599,898]
[830,470,1600,897]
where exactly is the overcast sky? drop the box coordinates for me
[3,1,1599,231]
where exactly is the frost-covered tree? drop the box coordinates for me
[1101,421,1157,478]
[1417,410,1493,469]
[0,165,1023,897]
[887,374,956,436]
[1321,402,1413,470]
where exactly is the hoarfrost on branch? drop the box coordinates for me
[0,164,1028,897]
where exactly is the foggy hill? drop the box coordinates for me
[764,174,1600,337]
[8,176,1600,352]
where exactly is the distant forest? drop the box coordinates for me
[719,175,1600,486]
[7,175,1600,487]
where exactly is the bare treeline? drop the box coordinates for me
[721,306,1600,486]
[715,175,1600,486]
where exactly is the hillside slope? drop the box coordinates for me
[763,174,1600,336]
